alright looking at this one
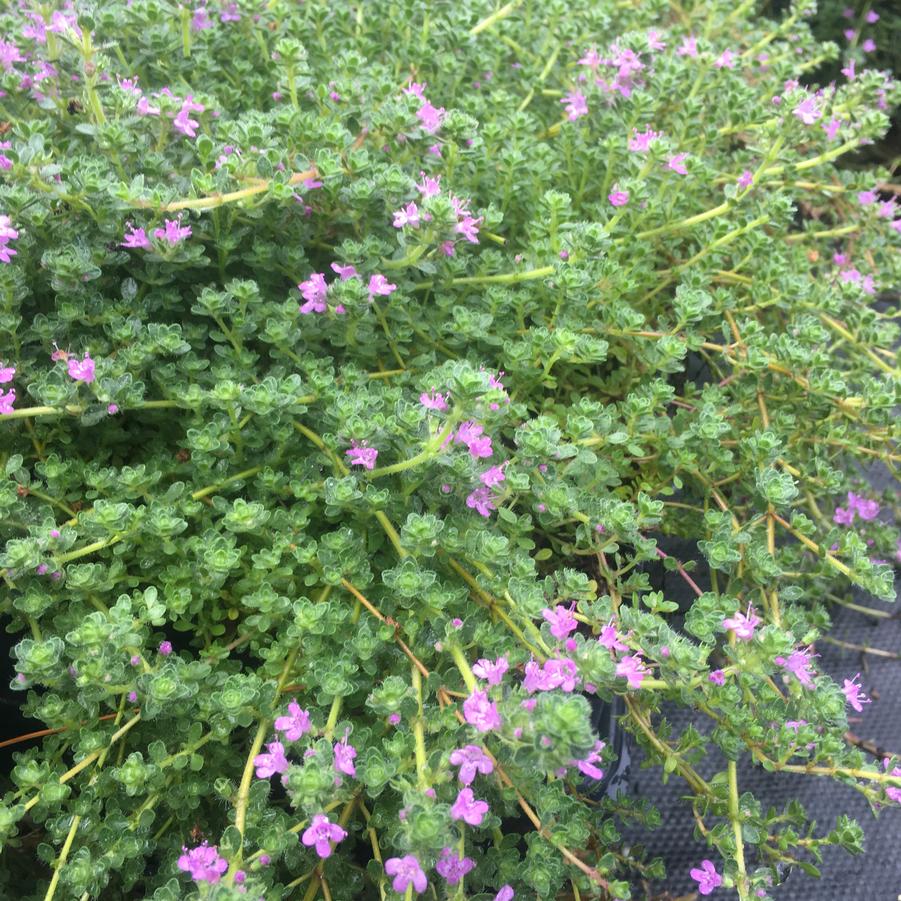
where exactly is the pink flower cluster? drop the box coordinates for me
[833,491,880,526]
[404,80,445,135]
[177,842,228,884]
[0,358,15,416]
[298,264,396,315]
[722,605,761,641]
[118,78,207,139]
[0,214,18,263]
[122,219,191,250]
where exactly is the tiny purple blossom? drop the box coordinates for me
[479,464,507,488]
[122,225,151,249]
[690,860,723,895]
[775,646,817,688]
[709,669,726,685]
[608,190,629,207]
[466,486,496,517]
[598,620,628,652]
[714,49,736,69]
[462,689,502,732]
[254,740,289,779]
[737,170,754,189]
[298,272,328,314]
[561,91,588,121]
[472,656,509,686]
[393,201,421,229]
[668,153,689,175]
[435,847,475,885]
[616,655,649,690]
[67,354,96,383]
[346,441,378,469]
[857,189,878,206]
[333,736,357,777]
[542,604,578,640]
[0,363,14,383]
[628,127,660,152]
[158,641,173,656]
[416,101,445,133]
[449,744,494,785]
[275,699,312,740]
[451,787,489,825]
[848,492,879,521]
[495,887,515,901]
[792,96,821,125]
[301,814,347,859]
[420,389,449,412]
[677,35,698,57]
[722,607,761,641]
[842,673,870,713]
[384,855,428,895]
[862,38,876,53]
[415,172,441,197]
[330,262,358,280]
[0,387,17,415]
[368,274,397,298]
[177,843,228,884]
[153,219,192,245]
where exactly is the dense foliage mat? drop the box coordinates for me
[0,1,899,898]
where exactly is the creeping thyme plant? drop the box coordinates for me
[1,0,900,898]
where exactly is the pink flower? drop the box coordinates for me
[435,847,475,885]
[737,170,753,189]
[647,30,666,51]
[466,486,496,517]
[793,96,821,125]
[449,744,494,784]
[561,91,588,121]
[775,646,817,687]
[254,740,289,779]
[136,96,161,116]
[608,190,629,207]
[415,172,441,197]
[346,441,378,469]
[0,363,14,383]
[451,787,489,825]
[67,353,96,383]
[479,465,506,488]
[301,814,347,859]
[668,153,689,175]
[333,736,357,776]
[690,860,722,895]
[393,201,420,229]
[298,272,329,314]
[842,673,870,713]
[848,492,880,521]
[866,10,880,23]
[0,388,15,415]
[616,655,649,690]
[709,669,726,686]
[627,127,660,152]
[419,389,449,412]
[714,49,736,69]
[495,887,515,901]
[858,189,878,206]
[0,214,19,263]
[177,843,228,884]
[330,262,358,280]
[833,504,855,526]
[598,620,628,652]
[404,81,427,100]
[173,95,204,138]
[275,699,311,741]
[122,225,151,249]
[153,219,192,245]
[841,58,856,81]
[384,855,428,895]
[722,606,761,641]
[578,48,602,69]
[472,656,509,686]
[823,118,842,141]
[573,739,605,780]
[455,214,482,244]
[677,35,698,57]
[220,3,241,22]
[542,604,578,640]
[368,274,397,298]
[158,641,173,656]
[862,38,876,53]
[462,689,502,732]
[416,101,445,133]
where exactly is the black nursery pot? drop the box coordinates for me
[582,693,631,801]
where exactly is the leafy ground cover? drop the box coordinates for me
[0,1,899,898]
